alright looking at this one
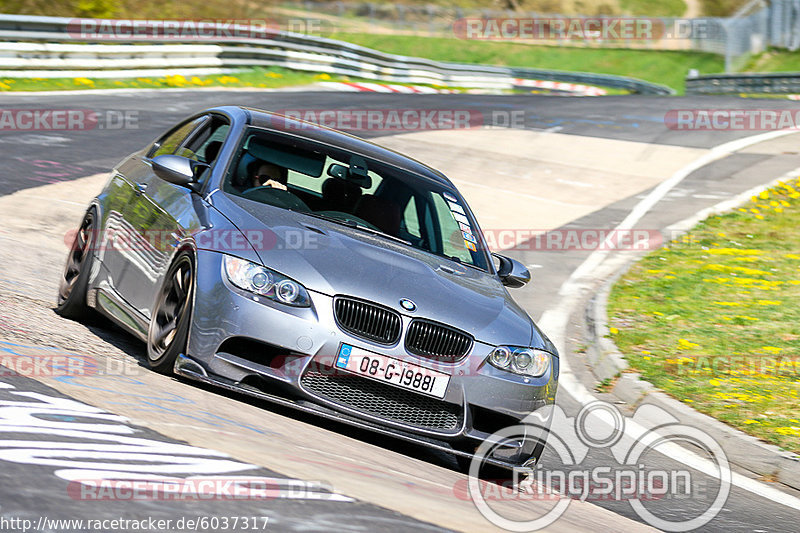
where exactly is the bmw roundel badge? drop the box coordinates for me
[399,298,416,312]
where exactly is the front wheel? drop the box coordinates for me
[147,252,195,374]
[56,208,97,320]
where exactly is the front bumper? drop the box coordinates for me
[186,251,559,466]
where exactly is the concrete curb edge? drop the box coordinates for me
[586,168,800,491]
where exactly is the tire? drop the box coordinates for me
[147,252,195,374]
[55,208,97,320]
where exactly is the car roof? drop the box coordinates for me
[211,105,455,188]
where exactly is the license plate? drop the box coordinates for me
[334,344,450,399]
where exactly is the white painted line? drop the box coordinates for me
[537,128,800,510]
[665,166,800,237]
[569,130,800,286]
[556,178,596,188]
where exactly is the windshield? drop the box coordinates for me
[222,128,489,271]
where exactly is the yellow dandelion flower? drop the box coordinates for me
[165,74,187,87]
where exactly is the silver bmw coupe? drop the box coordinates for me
[57,106,559,470]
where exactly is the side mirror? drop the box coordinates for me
[151,155,207,189]
[493,253,531,288]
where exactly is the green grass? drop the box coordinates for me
[700,0,748,17]
[608,178,800,453]
[620,0,687,16]
[325,32,724,93]
[744,48,800,73]
[0,67,340,92]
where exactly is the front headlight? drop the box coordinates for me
[488,346,551,377]
[223,255,310,307]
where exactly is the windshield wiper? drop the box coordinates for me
[302,212,412,247]
[350,223,412,247]
[303,211,358,228]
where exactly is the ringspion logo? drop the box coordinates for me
[466,401,730,531]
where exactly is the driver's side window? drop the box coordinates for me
[149,117,206,158]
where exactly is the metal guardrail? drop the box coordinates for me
[0,13,674,95]
[686,72,800,94]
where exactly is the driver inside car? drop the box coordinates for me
[249,162,288,191]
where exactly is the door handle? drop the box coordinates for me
[134,182,147,196]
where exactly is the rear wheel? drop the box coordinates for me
[147,252,195,374]
[56,208,97,320]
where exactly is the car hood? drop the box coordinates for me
[214,194,549,348]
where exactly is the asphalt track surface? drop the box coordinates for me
[1,89,800,532]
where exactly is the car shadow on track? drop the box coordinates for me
[73,310,464,475]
